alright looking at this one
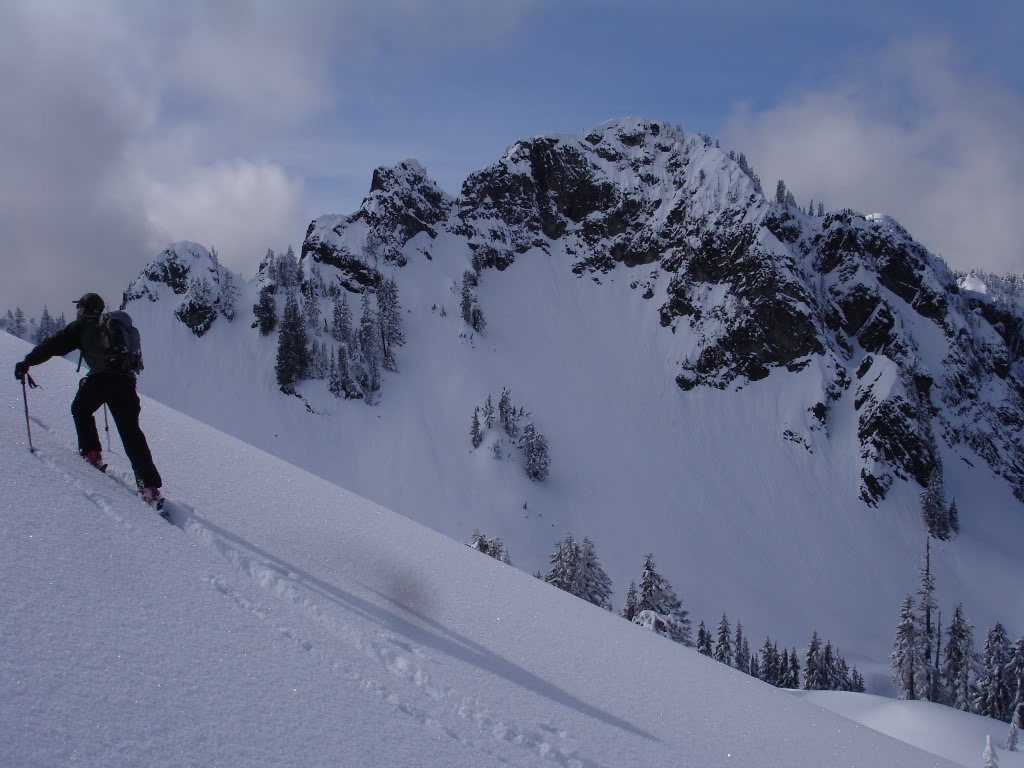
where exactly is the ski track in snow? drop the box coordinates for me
[30,420,595,768]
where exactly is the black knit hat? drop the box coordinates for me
[73,293,105,315]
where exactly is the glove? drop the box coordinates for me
[14,360,29,381]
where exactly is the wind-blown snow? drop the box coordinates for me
[5,332,1020,767]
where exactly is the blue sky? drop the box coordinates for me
[1,0,1022,315]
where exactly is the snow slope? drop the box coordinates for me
[3,334,1018,768]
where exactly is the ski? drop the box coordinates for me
[87,457,169,520]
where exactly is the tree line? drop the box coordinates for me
[470,532,864,693]
[892,539,1024,736]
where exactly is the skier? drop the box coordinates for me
[13,293,163,506]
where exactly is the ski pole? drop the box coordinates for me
[103,403,111,451]
[21,373,38,453]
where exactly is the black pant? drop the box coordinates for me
[72,373,162,489]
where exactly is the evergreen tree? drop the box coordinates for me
[850,667,866,693]
[12,307,26,338]
[787,648,802,690]
[942,603,976,711]
[892,594,919,700]
[714,614,733,666]
[470,407,483,449]
[460,270,486,332]
[521,423,550,480]
[620,581,639,622]
[337,346,360,399]
[545,535,580,594]
[498,388,512,432]
[948,499,960,535]
[1008,637,1024,720]
[916,540,940,701]
[332,294,354,344]
[921,465,949,539]
[696,622,713,657]
[1007,702,1022,751]
[806,631,825,690]
[734,621,749,673]
[254,285,277,335]
[760,638,780,686]
[36,306,54,342]
[817,202,825,216]
[376,277,405,372]
[977,623,1013,722]
[357,291,381,396]
[482,395,495,429]
[468,530,512,565]
[634,554,692,646]
[328,349,342,397]
[576,537,613,610]
[775,179,788,205]
[218,268,237,321]
[302,272,321,334]
[275,293,309,394]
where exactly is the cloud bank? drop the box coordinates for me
[722,37,1024,276]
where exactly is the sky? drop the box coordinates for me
[1,0,1022,317]
[2,330,1020,768]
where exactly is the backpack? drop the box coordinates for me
[99,311,144,374]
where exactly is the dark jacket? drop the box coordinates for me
[24,316,126,375]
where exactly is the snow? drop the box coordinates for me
[4,332,1020,767]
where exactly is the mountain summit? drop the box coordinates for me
[298,117,1023,506]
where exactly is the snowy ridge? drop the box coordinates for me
[5,332,1013,767]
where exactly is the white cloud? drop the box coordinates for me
[140,159,305,277]
[722,37,1024,275]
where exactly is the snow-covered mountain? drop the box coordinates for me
[2,332,1019,768]
[116,118,1023,693]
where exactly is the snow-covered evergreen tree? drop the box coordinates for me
[943,603,976,711]
[302,272,321,334]
[714,614,732,666]
[468,530,512,565]
[275,293,309,394]
[977,623,1013,722]
[576,537,613,610]
[376,277,404,372]
[545,535,579,594]
[460,270,486,333]
[521,423,550,481]
[470,407,483,449]
[634,554,691,646]
[734,621,749,673]
[253,285,277,335]
[915,540,940,701]
[775,179,788,205]
[11,307,27,338]
[481,395,495,429]
[1009,637,1024,722]
[620,581,639,622]
[357,291,381,397]
[787,648,802,690]
[218,268,237,321]
[892,595,920,700]
[35,306,55,343]
[806,631,828,691]
[1008,704,1020,751]
[948,499,960,535]
[921,466,949,539]
[696,622,713,657]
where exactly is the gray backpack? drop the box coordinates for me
[100,311,144,374]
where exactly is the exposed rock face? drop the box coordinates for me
[200,118,1024,505]
[124,242,230,337]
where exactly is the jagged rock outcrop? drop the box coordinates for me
[124,242,234,337]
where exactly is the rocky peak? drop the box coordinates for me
[298,117,1024,505]
[124,241,235,337]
